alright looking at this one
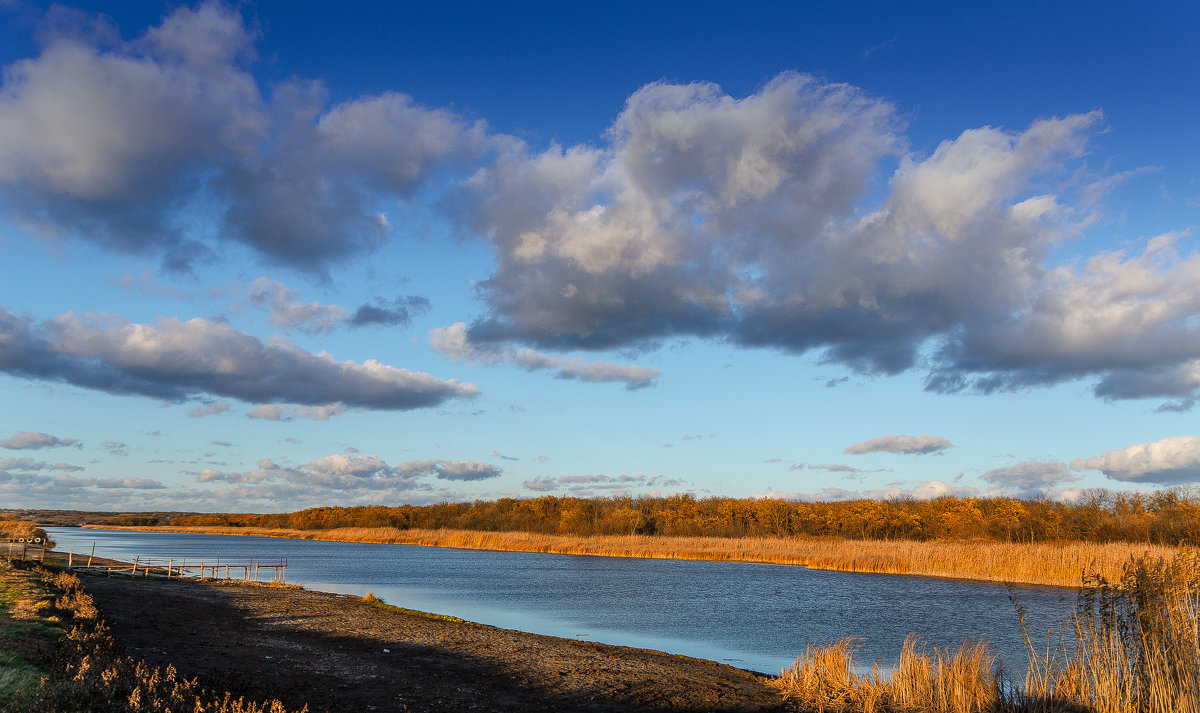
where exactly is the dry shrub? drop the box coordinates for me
[5,567,308,713]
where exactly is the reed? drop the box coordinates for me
[774,550,1200,712]
[97,524,1170,587]
[774,634,1001,713]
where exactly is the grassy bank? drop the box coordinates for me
[92,524,1171,587]
[1,561,303,713]
[0,560,66,704]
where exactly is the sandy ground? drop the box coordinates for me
[80,575,796,712]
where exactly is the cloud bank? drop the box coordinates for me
[455,74,1200,406]
[0,308,478,410]
[1,4,1196,407]
[197,454,502,490]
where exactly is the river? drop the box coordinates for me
[46,527,1076,675]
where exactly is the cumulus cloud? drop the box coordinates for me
[980,460,1081,494]
[0,308,478,410]
[449,72,1200,405]
[431,322,659,389]
[0,431,79,450]
[844,433,955,455]
[0,2,489,271]
[1072,436,1200,484]
[196,454,502,491]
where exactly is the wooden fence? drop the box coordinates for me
[5,540,287,584]
[65,551,288,584]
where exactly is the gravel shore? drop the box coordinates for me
[81,575,795,712]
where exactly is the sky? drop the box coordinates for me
[1,1,1199,512]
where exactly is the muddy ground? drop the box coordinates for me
[80,575,797,712]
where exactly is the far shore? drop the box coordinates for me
[80,523,1171,587]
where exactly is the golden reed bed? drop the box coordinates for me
[91,525,1173,587]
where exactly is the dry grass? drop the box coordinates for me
[774,635,1001,713]
[4,565,307,713]
[97,524,1171,587]
[774,550,1200,712]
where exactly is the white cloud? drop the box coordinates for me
[431,322,659,389]
[0,2,490,270]
[195,453,503,492]
[1072,436,1200,484]
[245,278,350,334]
[0,431,79,449]
[756,479,979,502]
[188,401,231,418]
[980,460,1080,494]
[454,74,1199,406]
[247,403,347,421]
[0,308,478,411]
[0,457,84,473]
[844,434,954,455]
[522,474,686,493]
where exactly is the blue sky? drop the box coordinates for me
[1,1,1199,512]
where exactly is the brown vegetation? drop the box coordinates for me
[167,487,1200,544]
[109,523,1172,587]
[2,563,304,713]
[772,550,1200,712]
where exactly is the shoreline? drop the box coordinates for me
[79,524,1170,587]
[78,573,794,712]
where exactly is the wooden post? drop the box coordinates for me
[68,549,73,567]
[87,542,95,568]
[132,556,139,577]
[168,558,173,579]
[39,540,46,562]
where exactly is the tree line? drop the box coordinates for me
[159,487,1200,546]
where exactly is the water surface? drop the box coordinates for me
[47,527,1076,675]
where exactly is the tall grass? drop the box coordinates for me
[99,523,1170,587]
[773,550,1200,712]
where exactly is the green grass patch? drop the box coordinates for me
[360,592,466,623]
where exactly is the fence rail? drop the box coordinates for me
[72,555,288,583]
[4,540,287,584]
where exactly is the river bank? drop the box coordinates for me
[79,573,793,712]
[90,524,1167,587]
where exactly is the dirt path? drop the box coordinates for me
[80,575,795,713]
